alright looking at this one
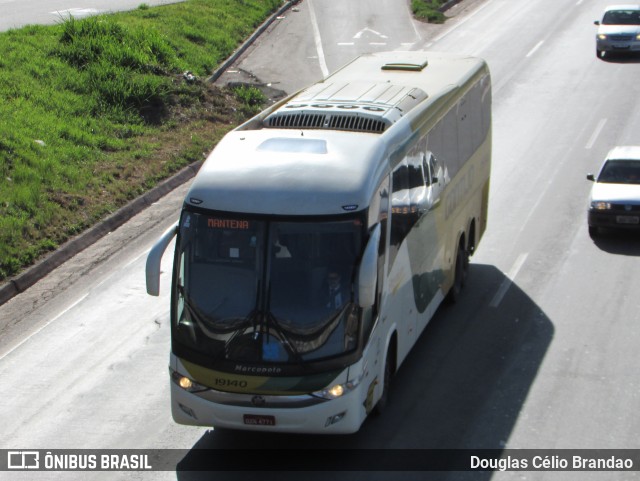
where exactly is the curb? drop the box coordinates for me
[0,0,461,307]
[439,0,464,11]
[0,161,203,306]
[0,2,300,307]
[206,1,299,83]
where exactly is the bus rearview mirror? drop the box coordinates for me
[146,224,178,296]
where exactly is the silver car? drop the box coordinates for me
[594,5,640,58]
[587,146,640,237]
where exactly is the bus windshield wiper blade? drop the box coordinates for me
[224,309,261,359]
[179,287,251,338]
[265,311,305,366]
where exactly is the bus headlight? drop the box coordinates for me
[328,384,345,398]
[170,368,209,393]
[591,201,611,210]
[313,377,361,400]
[598,34,607,40]
[314,383,349,400]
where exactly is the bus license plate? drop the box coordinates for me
[243,414,276,426]
[616,215,639,225]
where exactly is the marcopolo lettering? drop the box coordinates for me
[234,365,283,374]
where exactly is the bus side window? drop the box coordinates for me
[423,154,432,186]
[428,153,439,184]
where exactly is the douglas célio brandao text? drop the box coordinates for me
[470,454,634,471]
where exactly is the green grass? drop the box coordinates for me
[0,0,452,283]
[0,0,281,281]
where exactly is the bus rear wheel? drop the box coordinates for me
[447,242,468,304]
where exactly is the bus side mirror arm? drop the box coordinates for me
[358,223,381,309]
[146,223,178,296]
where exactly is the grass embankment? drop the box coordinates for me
[412,0,450,23]
[0,0,281,281]
[0,0,453,283]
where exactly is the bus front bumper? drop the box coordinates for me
[170,382,367,434]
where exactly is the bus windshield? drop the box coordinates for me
[173,210,365,368]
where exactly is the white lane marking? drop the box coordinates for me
[489,253,528,308]
[307,0,329,78]
[0,294,89,361]
[405,0,423,44]
[338,42,355,46]
[428,0,494,45]
[353,27,388,39]
[585,119,607,149]
[526,40,544,58]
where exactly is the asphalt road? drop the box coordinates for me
[2,0,640,480]
[0,0,182,31]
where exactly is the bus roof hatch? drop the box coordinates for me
[381,60,429,72]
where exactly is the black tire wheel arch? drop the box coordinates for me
[373,343,395,415]
[447,241,469,304]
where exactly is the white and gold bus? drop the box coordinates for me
[146,51,491,434]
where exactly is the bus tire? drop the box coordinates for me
[447,243,468,304]
[373,347,394,415]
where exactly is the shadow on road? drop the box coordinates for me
[598,51,640,63]
[590,229,640,255]
[171,264,554,481]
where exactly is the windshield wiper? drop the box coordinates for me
[223,281,305,365]
[223,279,264,360]
[179,285,252,339]
[263,283,305,366]
[264,310,304,365]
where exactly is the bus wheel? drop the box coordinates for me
[373,348,394,415]
[447,243,468,304]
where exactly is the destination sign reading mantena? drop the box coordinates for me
[2,449,640,471]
